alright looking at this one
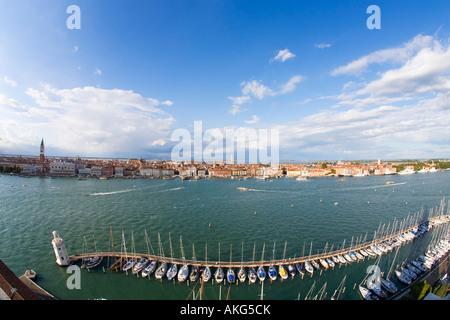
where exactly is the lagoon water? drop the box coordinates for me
[0,171,449,300]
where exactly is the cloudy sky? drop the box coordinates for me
[0,0,449,161]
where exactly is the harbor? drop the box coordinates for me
[1,171,450,299]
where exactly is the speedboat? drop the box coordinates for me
[395,270,411,285]
[215,267,225,283]
[268,266,277,281]
[155,262,168,279]
[166,264,178,281]
[141,260,157,277]
[257,266,266,282]
[227,268,235,283]
[177,264,189,282]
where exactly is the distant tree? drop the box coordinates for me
[321,163,327,169]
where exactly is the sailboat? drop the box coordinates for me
[81,236,103,269]
[166,233,178,281]
[238,242,247,283]
[155,233,167,279]
[304,261,314,274]
[268,241,277,281]
[189,244,200,282]
[122,232,137,272]
[257,243,266,282]
[227,244,235,284]
[177,236,189,283]
[215,243,225,284]
[141,230,156,278]
[202,243,211,283]
[248,243,257,284]
[359,285,379,300]
[287,264,296,278]
[279,241,289,280]
[132,257,149,274]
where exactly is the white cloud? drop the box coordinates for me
[245,115,260,124]
[161,100,174,106]
[279,75,303,94]
[94,67,102,75]
[0,85,175,157]
[2,76,18,87]
[272,48,295,63]
[331,34,434,76]
[315,43,331,49]
[241,80,273,100]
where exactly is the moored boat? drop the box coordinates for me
[278,265,288,280]
[248,267,257,283]
[155,262,168,279]
[268,265,277,281]
[189,265,199,282]
[257,265,266,282]
[227,268,236,283]
[166,263,178,281]
[132,257,149,274]
[141,260,157,277]
[177,264,189,282]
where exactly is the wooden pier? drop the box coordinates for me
[68,214,450,270]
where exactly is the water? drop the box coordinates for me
[0,171,449,300]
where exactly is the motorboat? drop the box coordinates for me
[367,280,388,299]
[395,270,411,285]
[381,278,398,294]
[359,285,379,300]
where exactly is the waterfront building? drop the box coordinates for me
[115,167,124,177]
[90,166,103,177]
[49,161,76,176]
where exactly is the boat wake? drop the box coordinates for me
[371,182,407,189]
[87,189,135,196]
[156,186,185,193]
[247,188,278,193]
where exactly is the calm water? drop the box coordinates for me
[0,171,449,300]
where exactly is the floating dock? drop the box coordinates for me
[65,214,450,274]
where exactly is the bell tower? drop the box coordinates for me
[52,231,70,266]
[40,139,45,174]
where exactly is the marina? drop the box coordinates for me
[1,171,450,299]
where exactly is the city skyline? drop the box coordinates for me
[1,1,450,160]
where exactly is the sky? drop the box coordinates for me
[0,0,450,161]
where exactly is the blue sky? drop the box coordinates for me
[1,0,450,161]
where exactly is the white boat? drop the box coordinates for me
[177,264,189,282]
[359,285,379,300]
[287,264,296,277]
[353,173,365,177]
[166,264,178,281]
[395,270,411,285]
[381,278,398,294]
[304,261,314,274]
[238,267,247,283]
[355,252,364,260]
[141,260,157,277]
[155,262,168,279]
[132,258,149,274]
[236,187,249,191]
[296,176,307,181]
[326,258,335,269]
[367,280,388,299]
[215,266,225,283]
[202,266,211,282]
[248,267,257,283]
[402,267,417,280]
[122,259,136,272]
[343,254,353,263]
[319,259,329,269]
[337,255,346,264]
[398,168,415,175]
